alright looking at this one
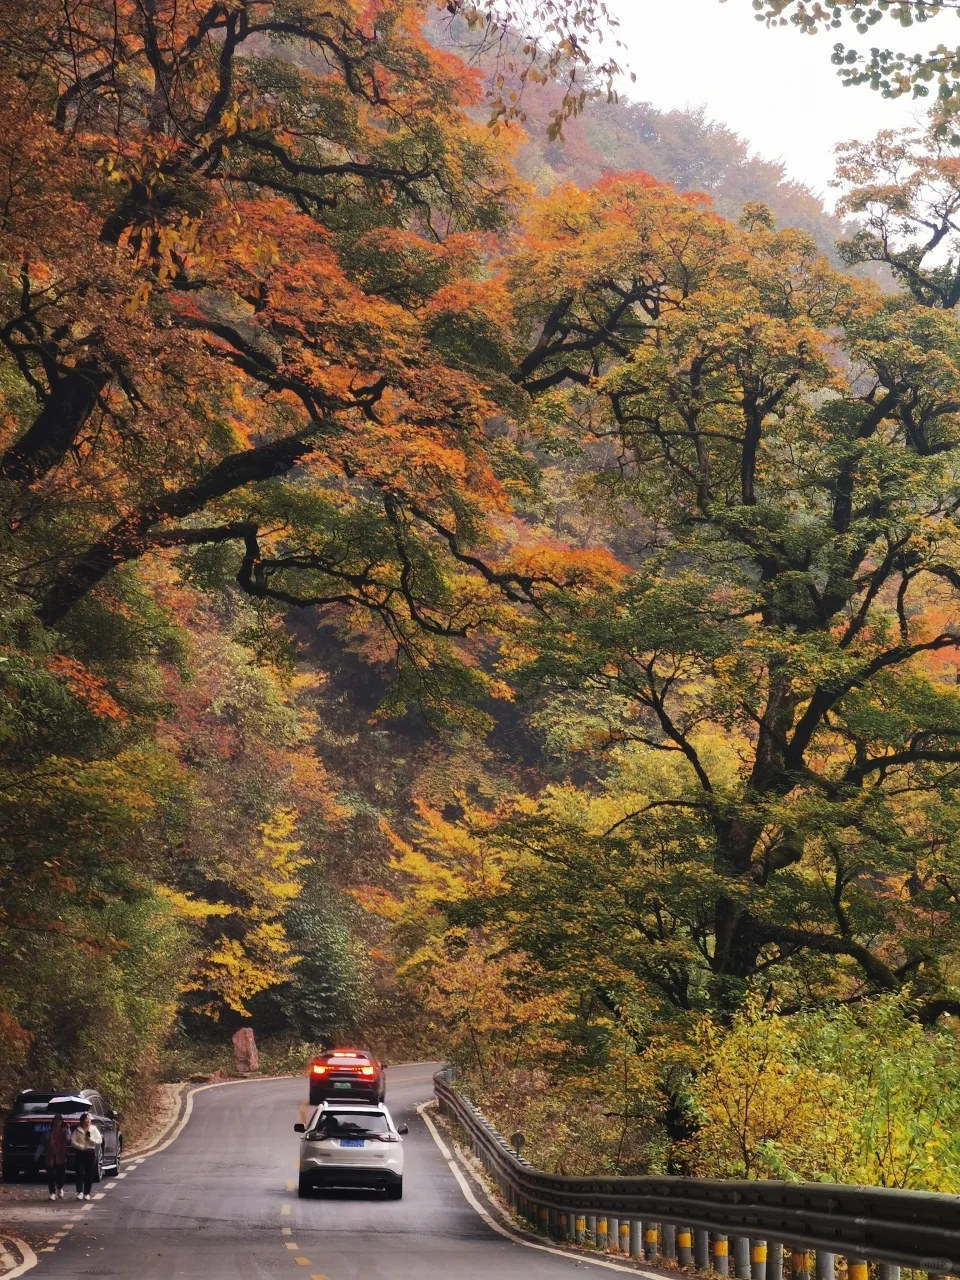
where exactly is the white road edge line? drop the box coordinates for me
[417,1101,664,1277]
[1,1237,38,1278]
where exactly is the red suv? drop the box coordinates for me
[308,1049,385,1106]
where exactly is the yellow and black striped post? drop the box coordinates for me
[846,1256,868,1280]
[619,1222,630,1255]
[575,1215,586,1245]
[677,1227,694,1267]
[596,1217,608,1250]
[645,1224,659,1261]
[538,1205,549,1235]
[791,1248,812,1280]
[713,1234,730,1277]
[751,1239,768,1280]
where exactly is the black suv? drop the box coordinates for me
[307,1049,386,1106]
[2,1089,123,1183]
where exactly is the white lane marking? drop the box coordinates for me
[115,1172,128,1179]
[93,1192,105,1200]
[2,1237,38,1277]
[104,1181,117,1188]
[417,1102,663,1277]
[81,1205,93,1213]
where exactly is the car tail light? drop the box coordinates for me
[360,1067,375,1076]
[311,1065,327,1075]
[373,1133,400,1143]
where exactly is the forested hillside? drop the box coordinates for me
[3,0,960,1184]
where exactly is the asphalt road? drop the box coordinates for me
[1,1062,608,1280]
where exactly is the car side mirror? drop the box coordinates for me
[397,1124,408,1135]
[109,1110,119,1120]
[294,1123,305,1133]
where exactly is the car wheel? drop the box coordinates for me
[92,1146,104,1183]
[111,1142,121,1174]
[297,1174,312,1199]
[386,1179,402,1200]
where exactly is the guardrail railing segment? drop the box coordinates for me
[433,1070,960,1278]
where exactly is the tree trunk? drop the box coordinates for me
[0,361,111,488]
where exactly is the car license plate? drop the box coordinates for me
[333,1082,352,1089]
[339,1139,364,1147]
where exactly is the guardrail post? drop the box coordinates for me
[587,1214,597,1246]
[548,1208,558,1238]
[608,1216,619,1252]
[767,1242,783,1280]
[575,1215,586,1245]
[878,1265,899,1280]
[678,1227,694,1267]
[630,1219,643,1258]
[750,1239,767,1280]
[645,1223,659,1260]
[538,1205,549,1235]
[815,1251,834,1280]
[559,1212,569,1241]
[791,1248,811,1280]
[735,1236,751,1279]
[713,1234,730,1276]
[846,1256,867,1280]
[663,1222,677,1261]
[695,1229,711,1271]
[597,1217,608,1250]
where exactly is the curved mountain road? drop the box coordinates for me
[1,1063,620,1279]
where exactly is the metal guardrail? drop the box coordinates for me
[433,1070,960,1278]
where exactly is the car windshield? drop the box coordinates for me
[314,1112,389,1138]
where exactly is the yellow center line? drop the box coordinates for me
[310,1274,328,1280]
[282,1228,291,1236]
[285,1242,299,1251]
[295,1258,311,1267]
[281,1203,291,1216]
[286,1180,295,1192]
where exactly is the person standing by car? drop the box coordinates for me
[44,1114,68,1200]
[71,1112,101,1200]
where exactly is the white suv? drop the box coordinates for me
[295,1101,407,1199]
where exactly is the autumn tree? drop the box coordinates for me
[495,172,960,1021]
[753,0,960,99]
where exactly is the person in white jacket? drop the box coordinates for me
[71,1112,102,1200]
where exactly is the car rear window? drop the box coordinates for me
[13,1099,54,1115]
[314,1112,389,1137]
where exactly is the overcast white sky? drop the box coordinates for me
[606,0,928,199]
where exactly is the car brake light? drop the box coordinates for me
[360,1067,375,1076]
[373,1133,400,1143]
[311,1065,327,1075]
